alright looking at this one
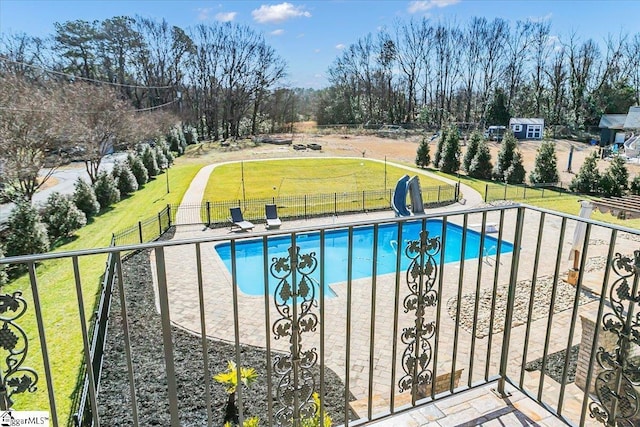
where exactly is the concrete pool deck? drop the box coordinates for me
[148,160,635,425]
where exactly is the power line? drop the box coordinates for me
[0,57,175,90]
[0,98,179,114]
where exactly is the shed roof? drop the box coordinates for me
[599,114,627,129]
[509,118,544,126]
[624,106,640,129]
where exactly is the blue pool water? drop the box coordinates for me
[215,220,513,297]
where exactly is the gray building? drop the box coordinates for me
[598,106,640,145]
[508,118,544,140]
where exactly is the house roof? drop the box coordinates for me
[624,106,640,129]
[599,114,627,129]
[509,118,544,126]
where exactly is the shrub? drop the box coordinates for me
[463,131,483,172]
[468,140,493,179]
[5,200,49,257]
[141,145,160,177]
[112,161,139,196]
[440,124,461,174]
[155,145,168,170]
[569,151,601,194]
[184,125,199,145]
[214,361,258,425]
[493,132,518,181]
[93,171,121,210]
[41,192,87,242]
[630,176,640,195]
[127,153,148,187]
[600,155,629,197]
[504,151,526,184]
[433,127,447,169]
[415,135,431,168]
[73,178,100,219]
[529,141,559,184]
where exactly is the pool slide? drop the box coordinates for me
[392,175,411,217]
[408,175,424,214]
[624,133,639,158]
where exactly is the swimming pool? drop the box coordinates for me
[215,220,513,297]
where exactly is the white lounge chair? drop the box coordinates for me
[229,207,254,232]
[265,204,282,229]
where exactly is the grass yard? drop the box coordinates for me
[2,161,203,423]
[202,158,445,201]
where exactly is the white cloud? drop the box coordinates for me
[197,8,213,21]
[215,11,237,22]
[529,12,553,23]
[407,0,460,14]
[314,49,321,53]
[252,2,311,24]
[335,44,345,50]
[270,29,285,36]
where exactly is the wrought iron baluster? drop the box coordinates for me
[590,250,640,426]
[398,230,441,396]
[0,291,38,410]
[271,245,319,427]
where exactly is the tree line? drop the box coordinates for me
[319,17,640,130]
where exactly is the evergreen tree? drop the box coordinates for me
[600,155,629,197]
[5,200,49,257]
[569,151,601,194]
[141,144,160,177]
[468,140,493,179]
[93,171,121,210]
[415,135,431,168]
[504,151,526,184]
[184,125,198,145]
[112,161,139,196]
[73,178,100,219]
[493,132,518,181]
[529,141,560,184]
[440,125,461,174]
[630,176,640,195]
[41,192,87,241]
[486,88,510,126]
[127,153,148,187]
[433,127,447,169]
[463,131,483,172]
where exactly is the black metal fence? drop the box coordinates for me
[112,185,457,246]
[483,182,569,203]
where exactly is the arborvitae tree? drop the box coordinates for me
[155,145,168,170]
[73,178,100,219]
[440,125,461,173]
[167,128,182,154]
[631,176,640,195]
[415,135,431,168]
[127,153,148,187]
[5,200,50,257]
[433,127,447,169]
[463,131,483,172]
[529,141,560,184]
[93,171,121,210]
[184,125,198,145]
[600,155,629,197]
[112,161,139,196]
[569,151,601,194]
[468,140,493,179]
[493,132,518,181]
[486,88,510,126]
[41,192,87,242]
[504,151,526,184]
[141,144,160,178]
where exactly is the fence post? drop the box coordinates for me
[484,184,489,203]
[541,187,545,198]
[304,195,307,219]
[138,221,143,244]
[362,190,365,212]
[158,213,162,236]
[206,202,211,226]
[334,193,337,216]
[166,204,172,227]
[523,185,527,200]
[503,183,508,200]
[437,186,441,202]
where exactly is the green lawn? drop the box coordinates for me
[2,162,203,422]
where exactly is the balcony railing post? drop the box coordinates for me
[497,206,525,396]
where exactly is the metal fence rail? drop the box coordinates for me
[3,205,640,426]
[483,182,569,203]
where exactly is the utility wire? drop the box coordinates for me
[0,57,175,90]
[0,98,179,114]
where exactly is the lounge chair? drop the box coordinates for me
[229,207,254,232]
[265,204,282,229]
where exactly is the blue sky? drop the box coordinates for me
[1,1,639,89]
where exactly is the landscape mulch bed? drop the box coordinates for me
[98,230,355,426]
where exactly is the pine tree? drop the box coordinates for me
[127,153,148,187]
[504,151,526,184]
[93,171,121,210]
[5,200,50,257]
[630,176,640,195]
[433,127,447,169]
[600,155,629,197]
[141,144,160,177]
[73,178,100,219]
[569,151,601,194]
[468,140,493,179]
[493,132,518,181]
[42,192,87,241]
[112,161,139,196]
[440,125,461,173]
[463,132,482,172]
[415,135,431,168]
[529,141,559,184]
